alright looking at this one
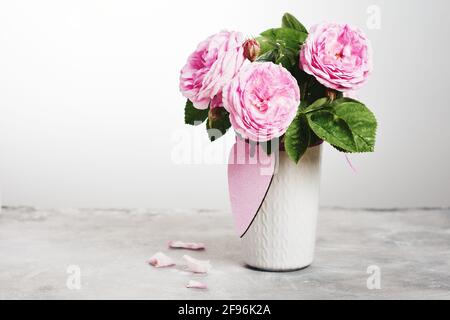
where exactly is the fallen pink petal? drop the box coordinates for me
[186,280,208,289]
[183,255,212,273]
[148,252,175,268]
[168,240,206,251]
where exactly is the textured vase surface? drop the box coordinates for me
[241,145,322,271]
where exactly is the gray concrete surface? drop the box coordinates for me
[0,206,449,300]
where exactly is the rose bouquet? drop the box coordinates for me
[180,13,376,161]
[179,13,377,271]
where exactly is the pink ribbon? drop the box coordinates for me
[227,138,276,237]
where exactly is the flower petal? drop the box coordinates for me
[148,252,175,268]
[183,255,212,273]
[168,240,206,251]
[186,280,208,289]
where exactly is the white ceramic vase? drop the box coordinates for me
[241,145,322,271]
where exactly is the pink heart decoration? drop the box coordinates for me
[227,138,276,237]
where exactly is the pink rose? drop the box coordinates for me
[223,62,300,142]
[300,23,372,91]
[179,31,247,109]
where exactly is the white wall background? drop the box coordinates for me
[0,0,449,209]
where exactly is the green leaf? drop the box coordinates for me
[330,98,377,152]
[302,97,329,114]
[307,98,377,152]
[331,144,351,153]
[281,13,308,33]
[206,108,231,142]
[256,36,275,55]
[285,112,310,163]
[184,100,209,125]
[260,28,308,50]
[256,28,307,71]
[255,49,277,62]
[307,110,356,151]
[275,47,298,69]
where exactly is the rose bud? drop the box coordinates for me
[325,88,337,101]
[243,39,261,62]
